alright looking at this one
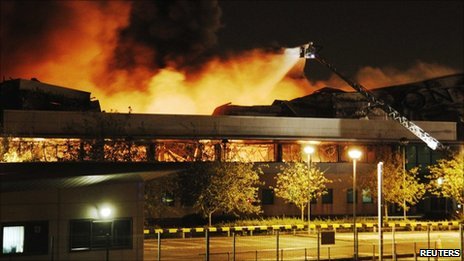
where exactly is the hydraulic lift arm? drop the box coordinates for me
[299,42,444,150]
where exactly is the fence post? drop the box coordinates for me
[157,231,161,261]
[233,232,236,261]
[460,224,463,261]
[328,246,331,261]
[428,224,431,261]
[392,225,396,261]
[205,229,210,261]
[255,250,258,261]
[281,249,284,261]
[414,242,417,261]
[276,230,280,261]
[372,244,375,261]
[317,228,320,261]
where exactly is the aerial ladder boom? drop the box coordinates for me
[299,42,444,150]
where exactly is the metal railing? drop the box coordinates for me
[144,223,464,261]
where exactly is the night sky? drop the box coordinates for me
[216,1,463,80]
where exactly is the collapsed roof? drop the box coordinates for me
[213,74,464,137]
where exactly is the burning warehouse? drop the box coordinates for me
[0,1,462,260]
[0,74,463,260]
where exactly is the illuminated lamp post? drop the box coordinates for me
[304,145,315,233]
[349,148,362,260]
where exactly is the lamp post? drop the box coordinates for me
[304,145,315,233]
[349,148,362,260]
[99,206,113,261]
[399,137,409,220]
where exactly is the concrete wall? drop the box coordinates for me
[2,110,456,142]
[0,182,144,261]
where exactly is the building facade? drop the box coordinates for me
[1,77,462,260]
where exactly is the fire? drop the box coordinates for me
[1,2,458,115]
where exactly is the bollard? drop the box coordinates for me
[328,246,331,261]
[305,248,307,261]
[255,250,258,261]
[414,242,417,261]
[281,249,284,261]
[227,251,230,261]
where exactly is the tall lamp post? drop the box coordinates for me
[304,145,315,233]
[349,149,362,261]
[399,137,409,220]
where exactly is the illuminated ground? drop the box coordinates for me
[144,230,461,260]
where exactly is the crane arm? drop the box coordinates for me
[300,42,444,150]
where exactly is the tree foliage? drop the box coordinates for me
[188,162,263,226]
[144,162,263,226]
[273,162,331,220]
[427,151,464,207]
[363,152,425,220]
[145,175,180,221]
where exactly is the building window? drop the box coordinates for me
[70,220,91,251]
[322,189,333,204]
[1,221,48,256]
[261,189,274,205]
[347,189,357,203]
[69,218,132,251]
[362,189,373,203]
[2,226,24,254]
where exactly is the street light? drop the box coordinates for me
[304,145,315,233]
[399,137,409,220]
[349,148,362,260]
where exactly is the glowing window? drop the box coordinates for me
[2,226,24,254]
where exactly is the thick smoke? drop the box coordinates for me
[98,0,222,91]
[0,1,74,76]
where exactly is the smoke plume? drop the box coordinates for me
[98,0,222,92]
